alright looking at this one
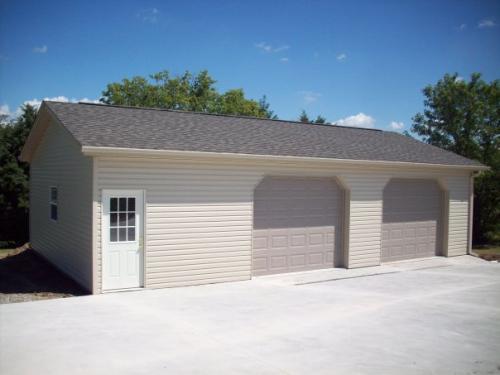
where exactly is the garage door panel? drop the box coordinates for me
[252,236,268,250]
[270,256,287,268]
[290,234,307,246]
[325,232,335,244]
[381,179,442,262]
[252,257,267,271]
[252,177,341,276]
[290,254,306,267]
[404,227,416,238]
[254,213,337,229]
[308,252,325,265]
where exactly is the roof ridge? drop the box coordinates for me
[43,100,383,132]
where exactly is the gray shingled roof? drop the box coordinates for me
[45,101,482,167]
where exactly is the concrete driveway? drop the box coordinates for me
[1,256,499,375]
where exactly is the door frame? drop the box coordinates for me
[101,189,145,291]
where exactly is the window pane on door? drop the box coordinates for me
[128,228,136,241]
[119,198,127,211]
[119,228,127,241]
[128,198,135,212]
[127,212,135,226]
[110,228,118,242]
[110,198,118,212]
[119,213,127,226]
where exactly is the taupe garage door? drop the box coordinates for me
[381,179,443,262]
[252,176,341,276]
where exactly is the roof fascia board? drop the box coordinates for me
[81,145,488,171]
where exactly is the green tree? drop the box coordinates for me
[299,110,310,123]
[0,104,38,245]
[258,95,278,119]
[314,115,327,124]
[101,70,277,118]
[298,110,327,124]
[213,89,272,117]
[411,73,500,244]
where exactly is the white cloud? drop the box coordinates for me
[0,104,11,124]
[78,97,101,104]
[255,42,272,52]
[298,91,321,104]
[336,53,347,61]
[273,45,289,52]
[280,57,289,63]
[24,96,70,109]
[138,8,159,23]
[455,76,464,82]
[22,99,43,108]
[478,19,496,28]
[2,96,101,120]
[255,42,289,53]
[389,121,404,130]
[33,45,48,53]
[458,23,467,30]
[335,113,375,128]
[1,102,26,120]
[0,104,11,116]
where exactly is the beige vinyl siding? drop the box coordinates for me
[95,158,257,291]
[30,121,93,291]
[340,175,389,268]
[94,155,472,292]
[445,175,471,257]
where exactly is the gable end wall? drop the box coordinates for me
[30,121,93,291]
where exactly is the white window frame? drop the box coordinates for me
[49,186,58,222]
[108,196,138,243]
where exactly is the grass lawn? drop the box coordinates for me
[472,244,500,261]
[0,247,25,259]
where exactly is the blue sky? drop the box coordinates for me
[0,0,499,131]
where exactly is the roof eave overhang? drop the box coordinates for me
[81,145,489,172]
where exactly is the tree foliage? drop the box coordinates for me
[101,70,277,119]
[411,73,499,244]
[298,110,327,124]
[314,115,327,124]
[299,110,310,123]
[0,104,38,245]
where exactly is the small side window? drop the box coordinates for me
[50,187,58,221]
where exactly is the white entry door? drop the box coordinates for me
[102,190,144,290]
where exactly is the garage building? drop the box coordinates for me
[20,101,486,293]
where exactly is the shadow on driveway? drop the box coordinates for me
[0,247,88,304]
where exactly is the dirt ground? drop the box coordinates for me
[0,245,87,304]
